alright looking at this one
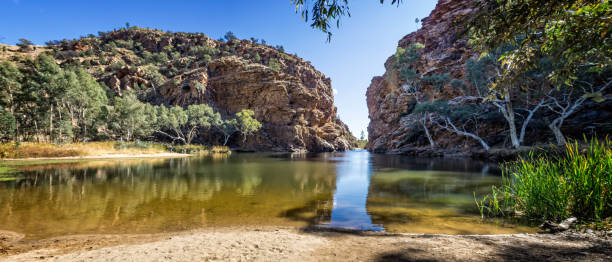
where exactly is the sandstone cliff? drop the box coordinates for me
[48,28,357,152]
[367,0,478,154]
[366,0,610,157]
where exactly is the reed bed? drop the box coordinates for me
[477,138,611,224]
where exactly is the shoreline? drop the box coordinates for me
[1,227,610,261]
[0,153,192,162]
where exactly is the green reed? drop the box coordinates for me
[478,137,611,223]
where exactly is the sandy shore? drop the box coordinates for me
[0,153,191,162]
[1,227,610,261]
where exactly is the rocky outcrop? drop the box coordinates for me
[153,55,355,152]
[367,0,478,154]
[366,0,610,157]
[53,28,356,152]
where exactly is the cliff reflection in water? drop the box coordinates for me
[0,151,535,239]
[0,155,337,239]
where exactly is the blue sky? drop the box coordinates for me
[1,0,437,137]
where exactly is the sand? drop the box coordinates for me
[1,153,191,162]
[1,227,610,262]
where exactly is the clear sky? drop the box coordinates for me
[0,0,437,137]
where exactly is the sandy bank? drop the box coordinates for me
[0,153,191,162]
[1,227,610,261]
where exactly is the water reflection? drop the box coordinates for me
[318,151,383,231]
[0,152,535,239]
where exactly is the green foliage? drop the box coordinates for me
[156,104,221,145]
[105,93,155,141]
[224,31,238,41]
[16,38,34,51]
[421,74,450,90]
[291,0,402,41]
[450,79,467,90]
[0,61,23,111]
[57,67,109,141]
[395,44,423,66]
[0,109,16,141]
[413,100,450,116]
[465,54,499,94]
[470,0,610,87]
[108,61,125,71]
[268,59,281,71]
[188,45,220,59]
[113,39,134,49]
[234,109,262,142]
[253,53,261,63]
[478,138,612,223]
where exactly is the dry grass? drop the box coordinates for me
[0,141,164,159]
[0,142,231,159]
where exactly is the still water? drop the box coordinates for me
[0,151,535,239]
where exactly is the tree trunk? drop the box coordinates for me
[504,95,520,149]
[421,114,435,149]
[548,120,567,146]
[442,117,490,151]
[49,104,53,143]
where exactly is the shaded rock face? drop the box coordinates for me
[366,0,610,157]
[367,0,478,153]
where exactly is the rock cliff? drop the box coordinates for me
[367,0,478,154]
[366,0,611,157]
[48,28,357,152]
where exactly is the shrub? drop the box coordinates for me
[268,59,281,71]
[108,61,125,71]
[188,45,220,58]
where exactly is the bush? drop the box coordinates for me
[268,59,281,71]
[188,45,220,58]
[477,138,612,223]
[108,61,125,71]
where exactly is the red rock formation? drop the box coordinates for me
[60,28,356,152]
[367,0,478,153]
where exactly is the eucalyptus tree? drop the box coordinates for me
[34,54,67,142]
[0,61,23,115]
[234,109,262,143]
[155,104,221,145]
[0,108,16,142]
[544,77,611,145]
[414,101,491,151]
[470,0,610,87]
[105,93,155,142]
[62,68,108,141]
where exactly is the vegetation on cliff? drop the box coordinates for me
[365,0,610,157]
[1,26,355,152]
[0,50,261,147]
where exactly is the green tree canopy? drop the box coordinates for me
[0,108,16,142]
[470,0,611,86]
[0,61,23,114]
[234,109,262,142]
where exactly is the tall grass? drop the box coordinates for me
[478,138,611,223]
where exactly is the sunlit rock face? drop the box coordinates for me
[48,29,356,152]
